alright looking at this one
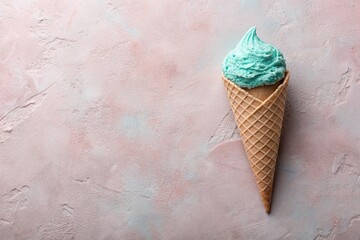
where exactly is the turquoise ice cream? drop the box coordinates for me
[222,27,286,89]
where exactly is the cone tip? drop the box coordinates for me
[265,205,271,214]
[260,192,272,214]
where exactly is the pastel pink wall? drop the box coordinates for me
[1,0,360,239]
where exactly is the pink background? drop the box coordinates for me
[1,0,360,239]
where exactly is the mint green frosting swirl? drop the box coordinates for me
[222,27,286,89]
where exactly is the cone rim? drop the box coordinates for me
[222,71,290,104]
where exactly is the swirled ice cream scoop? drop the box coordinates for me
[222,27,286,89]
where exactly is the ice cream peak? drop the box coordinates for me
[222,27,286,89]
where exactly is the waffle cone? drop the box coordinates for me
[223,71,290,213]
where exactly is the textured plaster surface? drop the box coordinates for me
[1,0,360,239]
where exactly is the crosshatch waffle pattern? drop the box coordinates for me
[223,72,289,213]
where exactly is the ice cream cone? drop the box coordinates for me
[223,71,290,213]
